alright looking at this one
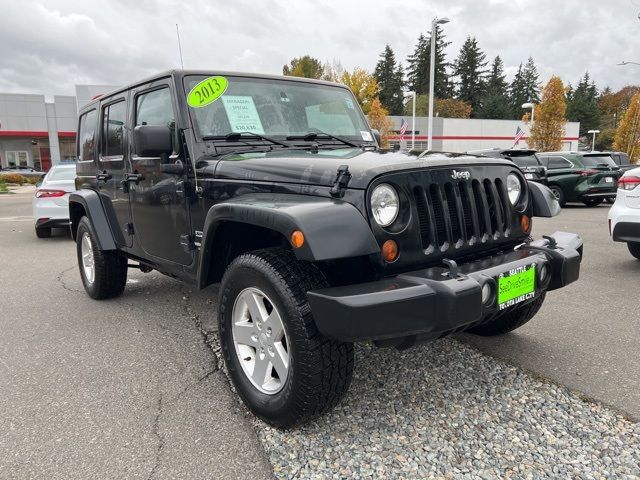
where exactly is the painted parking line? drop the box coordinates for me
[0,216,34,221]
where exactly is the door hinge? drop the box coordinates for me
[180,234,195,253]
[125,223,135,235]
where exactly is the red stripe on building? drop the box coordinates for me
[388,135,580,141]
[0,131,76,137]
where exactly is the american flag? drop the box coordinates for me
[514,126,525,145]
[399,118,409,138]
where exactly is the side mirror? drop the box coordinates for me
[133,125,172,157]
[371,129,381,147]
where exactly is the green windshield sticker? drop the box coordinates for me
[221,96,265,134]
[187,76,228,108]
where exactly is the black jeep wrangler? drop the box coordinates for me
[70,70,583,427]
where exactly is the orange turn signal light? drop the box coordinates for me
[290,230,305,248]
[382,240,399,262]
[520,215,531,234]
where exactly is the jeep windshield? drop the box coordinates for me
[184,75,373,146]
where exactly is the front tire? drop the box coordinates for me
[628,242,640,260]
[75,216,127,299]
[218,248,354,428]
[467,292,546,336]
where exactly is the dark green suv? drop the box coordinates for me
[537,152,621,207]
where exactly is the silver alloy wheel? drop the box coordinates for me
[81,232,95,284]
[231,287,290,395]
[551,187,561,200]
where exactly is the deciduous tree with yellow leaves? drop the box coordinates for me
[528,76,566,152]
[367,98,394,149]
[613,92,640,163]
[340,68,379,115]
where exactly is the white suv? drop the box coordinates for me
[608,166,640,259]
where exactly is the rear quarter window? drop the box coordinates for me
[78,110,97,162]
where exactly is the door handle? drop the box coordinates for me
[125,173,144,184]
[96,171,112,182]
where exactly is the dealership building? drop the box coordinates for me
[0,85,117,171]
[1,86,580,171]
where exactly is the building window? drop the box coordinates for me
[5,151,29,168]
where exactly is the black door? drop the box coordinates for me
[97,96,133,247]
[128,81,193,265]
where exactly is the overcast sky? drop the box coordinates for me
[1,0,639,97]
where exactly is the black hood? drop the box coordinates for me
[213,148,514,189]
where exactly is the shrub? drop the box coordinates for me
[0,173,27,185]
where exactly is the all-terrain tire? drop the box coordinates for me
[549,185,566,207]
[35,227,51,238]
[628,242,640,260]
[76,216,127,300]
[467,292,546,336]
[218,247,354,428]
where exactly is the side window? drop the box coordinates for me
[135,87,177,153]
[78,110,97,161]
[547,156,571,170]
[101,101,126,157]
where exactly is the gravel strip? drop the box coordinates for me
[250,338,640,479]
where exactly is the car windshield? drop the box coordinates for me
[184,75,372,143]
[507,155,539,167]
[581,155,618,168]
[46,168,76,181]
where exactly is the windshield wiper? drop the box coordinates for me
[287,131,361,148]
[202,131,291,148]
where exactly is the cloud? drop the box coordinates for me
[0,0,638,96]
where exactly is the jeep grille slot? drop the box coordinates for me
[414,177,512,252]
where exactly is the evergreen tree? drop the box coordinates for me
[452,36,488,117]
[374,45,405,115]
[477,56,511,119]
[405,25,452,97]
[566,72,600,136]
[529,76,567,152]
[522,57,540,104]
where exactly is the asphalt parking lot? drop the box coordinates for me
[1,189,639,478]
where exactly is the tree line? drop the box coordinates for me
[282,28,640,160]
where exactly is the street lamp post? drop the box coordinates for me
[522,102,535,122]
[427,16,450,152]
[587,129,600,151]
[618,61,640,66]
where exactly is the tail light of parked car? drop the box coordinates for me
[618,176,640,191]
[578,169,599,177]
[35,189,66,198]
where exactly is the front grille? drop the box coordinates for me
[413,178,512,251]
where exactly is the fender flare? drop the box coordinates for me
[197,194,380,286]
[528,182,561,217]
[68,190,121,250]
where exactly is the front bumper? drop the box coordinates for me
[307,231,583,343]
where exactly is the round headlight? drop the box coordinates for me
[506,173,523,205]
[370,184,399,227]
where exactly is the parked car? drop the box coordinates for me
[1,165,46,178]
[604,151,635,173]
[466,148,548,184]
[69,70,582,427]
[536,151,621,207]
[608,167,640,259]
[32,164,76,238]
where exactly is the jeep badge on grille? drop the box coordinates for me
[451,170,471,180]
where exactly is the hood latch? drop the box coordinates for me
[330,164,352,198]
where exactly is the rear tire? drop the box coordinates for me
[628,242,640,260]
[35,227,51,238]
[549,185,566,207]
[467,292,546,336]
[75,216,127,299]
[582,199,603,207]
[218,247,354,428]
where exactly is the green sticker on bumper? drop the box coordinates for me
[187,76,228,108]
[498,265,536,308]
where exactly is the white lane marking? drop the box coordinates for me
[0,216,34,222]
